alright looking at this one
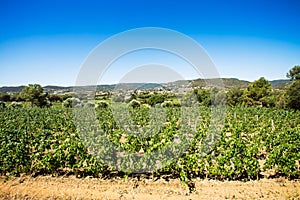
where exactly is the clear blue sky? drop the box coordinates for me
[0,0,299,86]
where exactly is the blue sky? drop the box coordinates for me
[0,0,299,86]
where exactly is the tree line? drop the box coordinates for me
[226,65,300,110]
[0,65,299,110]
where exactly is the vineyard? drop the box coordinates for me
[0,105,300,191]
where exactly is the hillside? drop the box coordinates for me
[0,78,290,94]
[189,78,250,89]
[269,79,291,89]
[0,86,25,93]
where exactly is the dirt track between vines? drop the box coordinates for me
[1,176,299,200]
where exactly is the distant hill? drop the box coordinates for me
[111,83,162,91]
[222,78,251,88]
[190,78,250,89]
[0,78,291,94]
[269,79,291,89]
[43,85,72,93]
[0,86,25,93]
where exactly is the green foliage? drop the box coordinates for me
[9,101,22,108]
[48,94,63,102]
[128,99,141,108]
[161,100,173,108]
[0,101,5,108]
[0,93,11,102]
[285,80,300,110]
[264,129,300,177]
[147,93,165,106]
[84,102,95,107]
[111,94,124,102]
[211,89,226,106]
[172,100,181,107]
[275,90,287,109]
[96,100,109,108]
[10,93,23,102]
[195,89,211,106]
[227,87,244,106]
[0,105,299,188]
[19,84,50,107]
[287,65,300,80]
[260,93,277,108]
[62,97,82,108]
[0,107,105,177]
[61,94,72,101]
[180,90,198,106]
[243,77,272,106]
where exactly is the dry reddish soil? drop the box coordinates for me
[1,176,300,200]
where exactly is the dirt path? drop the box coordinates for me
[1,176,299,199]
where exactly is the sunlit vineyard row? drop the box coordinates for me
[0,105,299,187]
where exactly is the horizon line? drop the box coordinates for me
[0,77,291,88]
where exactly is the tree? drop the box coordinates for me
[275,90,287,109]
[63,97,82,108]
[285,80,300,110]
[211,88,226,106]
[0,93,11,102]
[226,87,243,106]
[147,94,165,107]
[287,65,300,80]
[243,77,272,106]
[19,84,49,107]
[260,94,276,107]
[180,89,198,106]
[195,89,211,106]
[48,94,63,102]
[283,66,300,110]
[10,93,23,102]
[112,95,124,103]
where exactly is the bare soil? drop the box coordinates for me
[1,175,299,200]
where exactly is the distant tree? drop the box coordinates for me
[147,94,165,107]
[63,97,82,108]
[276,92,286,109]
[180,90,198,106]
[194,88,225,107]
[48,94,62,102]
[0,93,11,102]
[10,93,23,102]
[226,87,243,106]
[285,80,300,110]
[19,84,49,107]
[243,77,272,106]
[286,65,300,80]
[112,95,124,103]
[211,89,226,106]
[283,66,300,110]
[196,89,211,106]
[260,94,276,107]
[61,94,72,101]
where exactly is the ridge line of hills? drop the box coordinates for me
[0,78,290,94]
